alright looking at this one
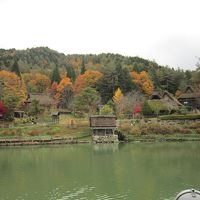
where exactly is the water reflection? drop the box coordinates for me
[0,142,200,199]
[92,143,119,154]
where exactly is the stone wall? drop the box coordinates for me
[92,135,119,143]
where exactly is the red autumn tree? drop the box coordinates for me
[0,101,7,116]
[133,104,141,115]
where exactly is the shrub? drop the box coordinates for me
[1,130,10,136]
[142,100,152,116]
[100,104,114,115]
[196,128,200,134]
[129,126,142,136]
[139,123,178,135]
[159,114,200,120]
[180,128,192,134]
[27,130,42,136]
[115,130,125,141]
[179,106,188,115]
[52,127,61,132]
[46,131,56,136]
[186,122,200,129]
[119,123,132,134]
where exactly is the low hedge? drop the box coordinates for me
[159,114,200,120]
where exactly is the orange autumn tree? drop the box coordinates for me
[51,82,58,96]
[54,77,73,108]
[131,70,154,96]
[74,70,103,94]
[0,70,27,115]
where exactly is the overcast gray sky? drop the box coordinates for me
[0,0,200,70]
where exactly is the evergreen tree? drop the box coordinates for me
[96,69,118,104]
[97,65,135,104]
[80,61,86,74]
[66,64,76,81]
[115,63,135,93]
[11,60,21,78]
[74,87,100,115]
[51,66,61,83]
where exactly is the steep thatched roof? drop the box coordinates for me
[28,93,54,106]
[178,86,200,100]
[178,93,200,99]
[185,86,195,93]
[149,91,162,100]
[176,86,200,110]
[162,90,182,106]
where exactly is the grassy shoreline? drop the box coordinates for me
[1,116,200,146]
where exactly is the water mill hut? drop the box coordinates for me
[90,115,118,143]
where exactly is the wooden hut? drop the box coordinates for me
[51,111,60,124]
[90,115,118,143]
[14,111,25,118]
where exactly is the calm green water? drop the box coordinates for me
[0,142,200,200]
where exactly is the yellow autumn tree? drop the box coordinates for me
[113,88,124,117]
[113,88,123,103]
[22,73,51,93]
[131,70,154,96]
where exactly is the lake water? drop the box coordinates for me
[0,142,200,200]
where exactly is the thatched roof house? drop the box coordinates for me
[147,91,182,115]
[178,86,200,109]
[25,93,55,108]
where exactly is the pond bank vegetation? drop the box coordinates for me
[1,115,200,146]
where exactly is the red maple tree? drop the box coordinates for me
[133,104,141,115]
[0,101,7,116]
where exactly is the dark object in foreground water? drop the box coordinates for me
[176,189,200,199]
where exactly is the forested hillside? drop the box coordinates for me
[0,46,199,93]
[0,47,200,120]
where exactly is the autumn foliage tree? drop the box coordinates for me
[0,101,7,116]
[51,82,58,96]
[113,88,123,104]
[22,73,51,93]
[56,76,73,109]
[113,88,123,117]
[131,70,154,96]
[133,104,141,115]
[0,70,27,119]
[74,70,103,94]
